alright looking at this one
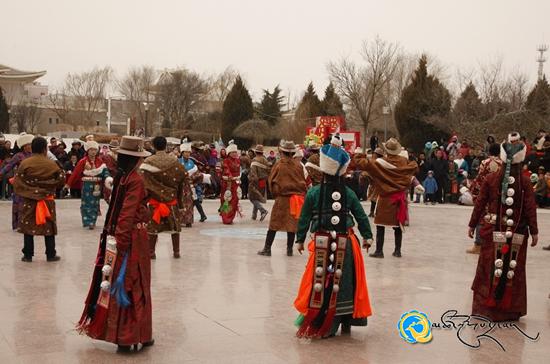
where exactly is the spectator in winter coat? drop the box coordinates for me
[422,171,438,204]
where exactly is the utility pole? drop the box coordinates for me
[537,44,548,80]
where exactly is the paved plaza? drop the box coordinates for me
[0,199,549,363]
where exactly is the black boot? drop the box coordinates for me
[258,230,275,256]
[286,232,295,256]
[194,200,207,222]
[148,234,158,259]
[171,234,181,258]
[369,226,385,258]
[392,227,402,257]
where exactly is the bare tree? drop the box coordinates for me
[503,68,529,111]
[47,88,72,129]
[117,65,157,135]
[11,97,43,133]
[327,36,402,149]
[64,66,112,127]
[157,68,210,130]
[209,66,238,105]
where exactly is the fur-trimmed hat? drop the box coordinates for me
[331,134,343,147]
[17,133,34,147]
[500,132,526,165]
[180,143,192,153]
[84,141,99,151]
[319,144,350,176]
[226,140,238,154]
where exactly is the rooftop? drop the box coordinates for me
[0,64,46,81]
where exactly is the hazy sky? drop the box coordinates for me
[3,0,549,101]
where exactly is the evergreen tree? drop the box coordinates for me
[295,82,323,124]
[0,87,9,133]
[258,85,285,125]
[525,76,550,118]
[394,55,452,151]
[321,82,344,116]
[221,75,254,142]
[453,81,484,122]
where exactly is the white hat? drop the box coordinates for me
[294,149,304,159]
[84,141,99,151]
[226,143,238,154]
[17,134,34,147]
[500,132,526,165]
[331,134,343,147]
[180,143,192,153]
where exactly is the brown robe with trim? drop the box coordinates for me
[355,154,417,226]
[248,155,270,203]
[13,154,65,236]
[140,151,186,234]
[268,156,307,232]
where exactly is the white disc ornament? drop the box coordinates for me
[314,283,323,292]
[494,269,503,277]
[509,260,517,269]
[332,202,342,212]
[332,191,341,201]
[505,230,513,239]
[332,284,340,293]
[494,259,503,268]
[335,269,342,278]
[506,219,514,227]
[101,265,112,276]
[331,216,340,225]
[508,176,515,184]
[329,254,335,262]
[505,197,514,206]
[315,267,324,276]
[100,280,111,292]
[506,208,513,216]
[507,188,515,197]
[224,190,232,200]
[330,242,337,252]
[327,264,334,273]
[507,271,515,279]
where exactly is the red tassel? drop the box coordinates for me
[82,306,108,339]
[317,308,336,337]
[501,286,513,309]
[296,309,319,338]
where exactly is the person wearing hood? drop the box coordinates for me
[294,140,372,338]
[0,133,35,230]
[467,132,538,321]
[65,140,112,230]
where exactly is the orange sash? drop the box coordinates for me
[149,198,177,224]
[289,194,305,219]
[36,196,54,225]
[294,232,372,318]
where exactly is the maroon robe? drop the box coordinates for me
[78,168,152,346]
[220,156,241,224]
[468,167,538,321]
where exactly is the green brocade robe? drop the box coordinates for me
[296,185,372,322]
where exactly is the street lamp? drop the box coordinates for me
[382,105,390,142]
[143,102,150,137]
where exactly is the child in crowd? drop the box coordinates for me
[422,170,438,205]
